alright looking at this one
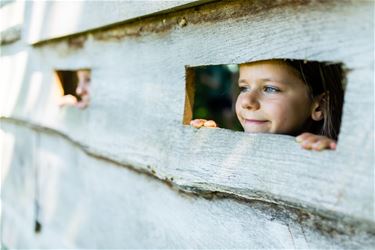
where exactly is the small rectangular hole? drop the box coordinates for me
[55,69,91,108]
[55,70,79,97]
[184,59,345,141]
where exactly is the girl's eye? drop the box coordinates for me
[263,86,280,93]
[239,86,250,93]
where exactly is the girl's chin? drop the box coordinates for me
[244,129,270,133]
[243,126,271,133]
[242,121,271,133]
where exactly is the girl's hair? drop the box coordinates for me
[284,59,345,140]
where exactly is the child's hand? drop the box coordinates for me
[58,94,89,109]
[58,94,78,107]
[296,132,336,151]
[190,119,217,128]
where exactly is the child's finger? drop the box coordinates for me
[59,95,78,107]
[296,132,314,143]
[312,139,337,151]
[296,133,337,151]
[329,141,337,150]
[300,135,320,150]
[311,140,330,151]
[203,120,217,128]
[190,119,207,128]
[76,101,88,109]
[311,138,337,151]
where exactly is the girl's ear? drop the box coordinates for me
[311,92,327,121]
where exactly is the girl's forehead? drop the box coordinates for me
[240,60,294,72]
[239,60,301,81]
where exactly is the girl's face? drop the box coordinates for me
[236,60,316,135]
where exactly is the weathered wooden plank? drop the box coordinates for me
[23,0,210,44]
[0,1,24,45]
[0,0,24,32]
[1,121,374,248]
[0,122,38,248]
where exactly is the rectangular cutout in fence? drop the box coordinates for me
[185,59,345,147]
[55,69,91,109]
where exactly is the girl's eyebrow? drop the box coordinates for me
[238,78,279,84]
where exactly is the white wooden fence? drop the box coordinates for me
[1,0,374,248]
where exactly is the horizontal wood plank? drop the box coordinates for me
[1,121,374,248]
[23,0,209,44]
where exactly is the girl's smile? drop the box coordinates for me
[244,119,269,124]
[243,119,270,133]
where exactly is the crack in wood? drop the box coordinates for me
[31,0,335,47]
[1,116,375,238]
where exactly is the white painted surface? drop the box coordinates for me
[0,1,24,32]
[1,0,374,248]
[1,121,374,248]
[22,0,201,44]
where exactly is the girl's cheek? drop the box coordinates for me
[262,99,290,123]
[235,95,242,113]
[235,96,245,124]
[261,97,284,111]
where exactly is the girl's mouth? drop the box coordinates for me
[244,119,269,125]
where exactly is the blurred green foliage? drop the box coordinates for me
[193,65,243,131]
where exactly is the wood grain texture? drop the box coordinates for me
[1,121,374,248]
[23,0,208,44]
[0,1,24,45]
[1,0,374,248]
[0,122,38,248]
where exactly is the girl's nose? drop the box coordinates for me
[241,91,260,110]
[76,83,84,95]
[76,81,88,95]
